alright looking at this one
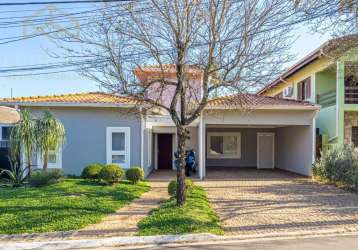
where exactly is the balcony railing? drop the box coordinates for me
[0,140,10,148]
[317,90,336,107]
[345,86,358,104]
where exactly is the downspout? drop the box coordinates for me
[140,107,144,170]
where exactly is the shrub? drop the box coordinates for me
[29,169,64,187]
[99,164,124,184]
[168,179,193,197]
[0,161,27,188]
[313,145,355,183]
[126,167,144,184]
[81,163,103,180]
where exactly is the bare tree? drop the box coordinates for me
[294,0,358,36]
[55,0,298,205]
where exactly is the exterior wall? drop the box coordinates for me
[206,127,277,167]
[204,109,316,126]
[315,69,336,96]
[26,107,142,176]
[276,125,314,176]
[316,105,337,139]
[263,57,332,98]
[344,112,358,144]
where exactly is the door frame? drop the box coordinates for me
[257,132,275,169]
[154,132,176,170]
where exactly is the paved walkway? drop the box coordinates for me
[0,173,169,242]
[199,168,358,236]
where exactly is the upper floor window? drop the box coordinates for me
[297,77,311,101]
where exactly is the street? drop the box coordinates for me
[111,234,358,250]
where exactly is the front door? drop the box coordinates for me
[157,134,173,169]
[257,133,275,169]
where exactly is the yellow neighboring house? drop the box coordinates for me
[258,34,358,153]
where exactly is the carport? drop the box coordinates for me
[197,95,320,179]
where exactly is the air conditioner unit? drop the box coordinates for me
[283,86,294,98]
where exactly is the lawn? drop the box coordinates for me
[137,185,223,236]
[0,179,149,234]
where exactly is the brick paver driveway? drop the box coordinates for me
[199,168,358,236]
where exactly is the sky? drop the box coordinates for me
[0,1,332,99]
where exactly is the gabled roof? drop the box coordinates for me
[0,92,141,107]
[0,91,318,110]
[207,93,319,110]
[257,33,358,95]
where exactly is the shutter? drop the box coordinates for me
[297,82,302,100]
[305,78,311,99]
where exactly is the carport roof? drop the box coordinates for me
[207,93,319,110]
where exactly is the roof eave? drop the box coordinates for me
[206,105,320,111]
[0,102,137,108]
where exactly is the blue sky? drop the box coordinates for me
[0,2,332,98]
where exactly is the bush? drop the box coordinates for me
[313,145,358,191]
[313,145,354,183]
[168,179,193,196]
[81,163,103,180]
[29,169,64,187]
[99,164,124,184]
[126,167,144,184]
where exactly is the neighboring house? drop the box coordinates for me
[0,90,319,178]
[257,34,358,153]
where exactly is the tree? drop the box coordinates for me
[293,0,357,36]
[9,109,36,177]
[55,0,301,205]
[36,111,65,171]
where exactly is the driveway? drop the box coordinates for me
[199,168,358,236]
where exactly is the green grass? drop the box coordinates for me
[137,185,223,236]
[0,179,149,234]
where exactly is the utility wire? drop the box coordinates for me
[0,0,136,6]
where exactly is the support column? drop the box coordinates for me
[337,61,345,146]
[198,113,206,179]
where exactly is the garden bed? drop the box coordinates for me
[137,185,223,236]
[0,179,149,234]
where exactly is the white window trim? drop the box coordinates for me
[207,132,241,159]
[36,147,63,169]
[106,127,131,168]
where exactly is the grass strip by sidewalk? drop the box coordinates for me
[137,185,223,236]
[0,179,149,234]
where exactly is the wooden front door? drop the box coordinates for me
[157,134,173,169]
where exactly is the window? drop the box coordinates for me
[207,132,241,158]
[35,147,62,169]
[297,77,311,101]
[1,126,11,140]
[106,127,130,168]
[352,127,358,147]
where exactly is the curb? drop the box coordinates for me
[2,229,358,250]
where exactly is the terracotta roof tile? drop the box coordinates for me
[207,93,317,108]
[0,92,140,106]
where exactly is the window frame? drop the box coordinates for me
[106,127,131,168]
[207,132,241,159]
[35,147,63,169]
[297,77,311,101]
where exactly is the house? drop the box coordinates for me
[257,34,358,153]
[0,87,319,179]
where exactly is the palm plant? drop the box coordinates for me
[36,111,65,171]
[9,109,36,177]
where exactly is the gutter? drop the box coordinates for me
[0,102,137,108]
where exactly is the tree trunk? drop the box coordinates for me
[26,148,32,177]
[43,149,48,172]
[176,126,187,206]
